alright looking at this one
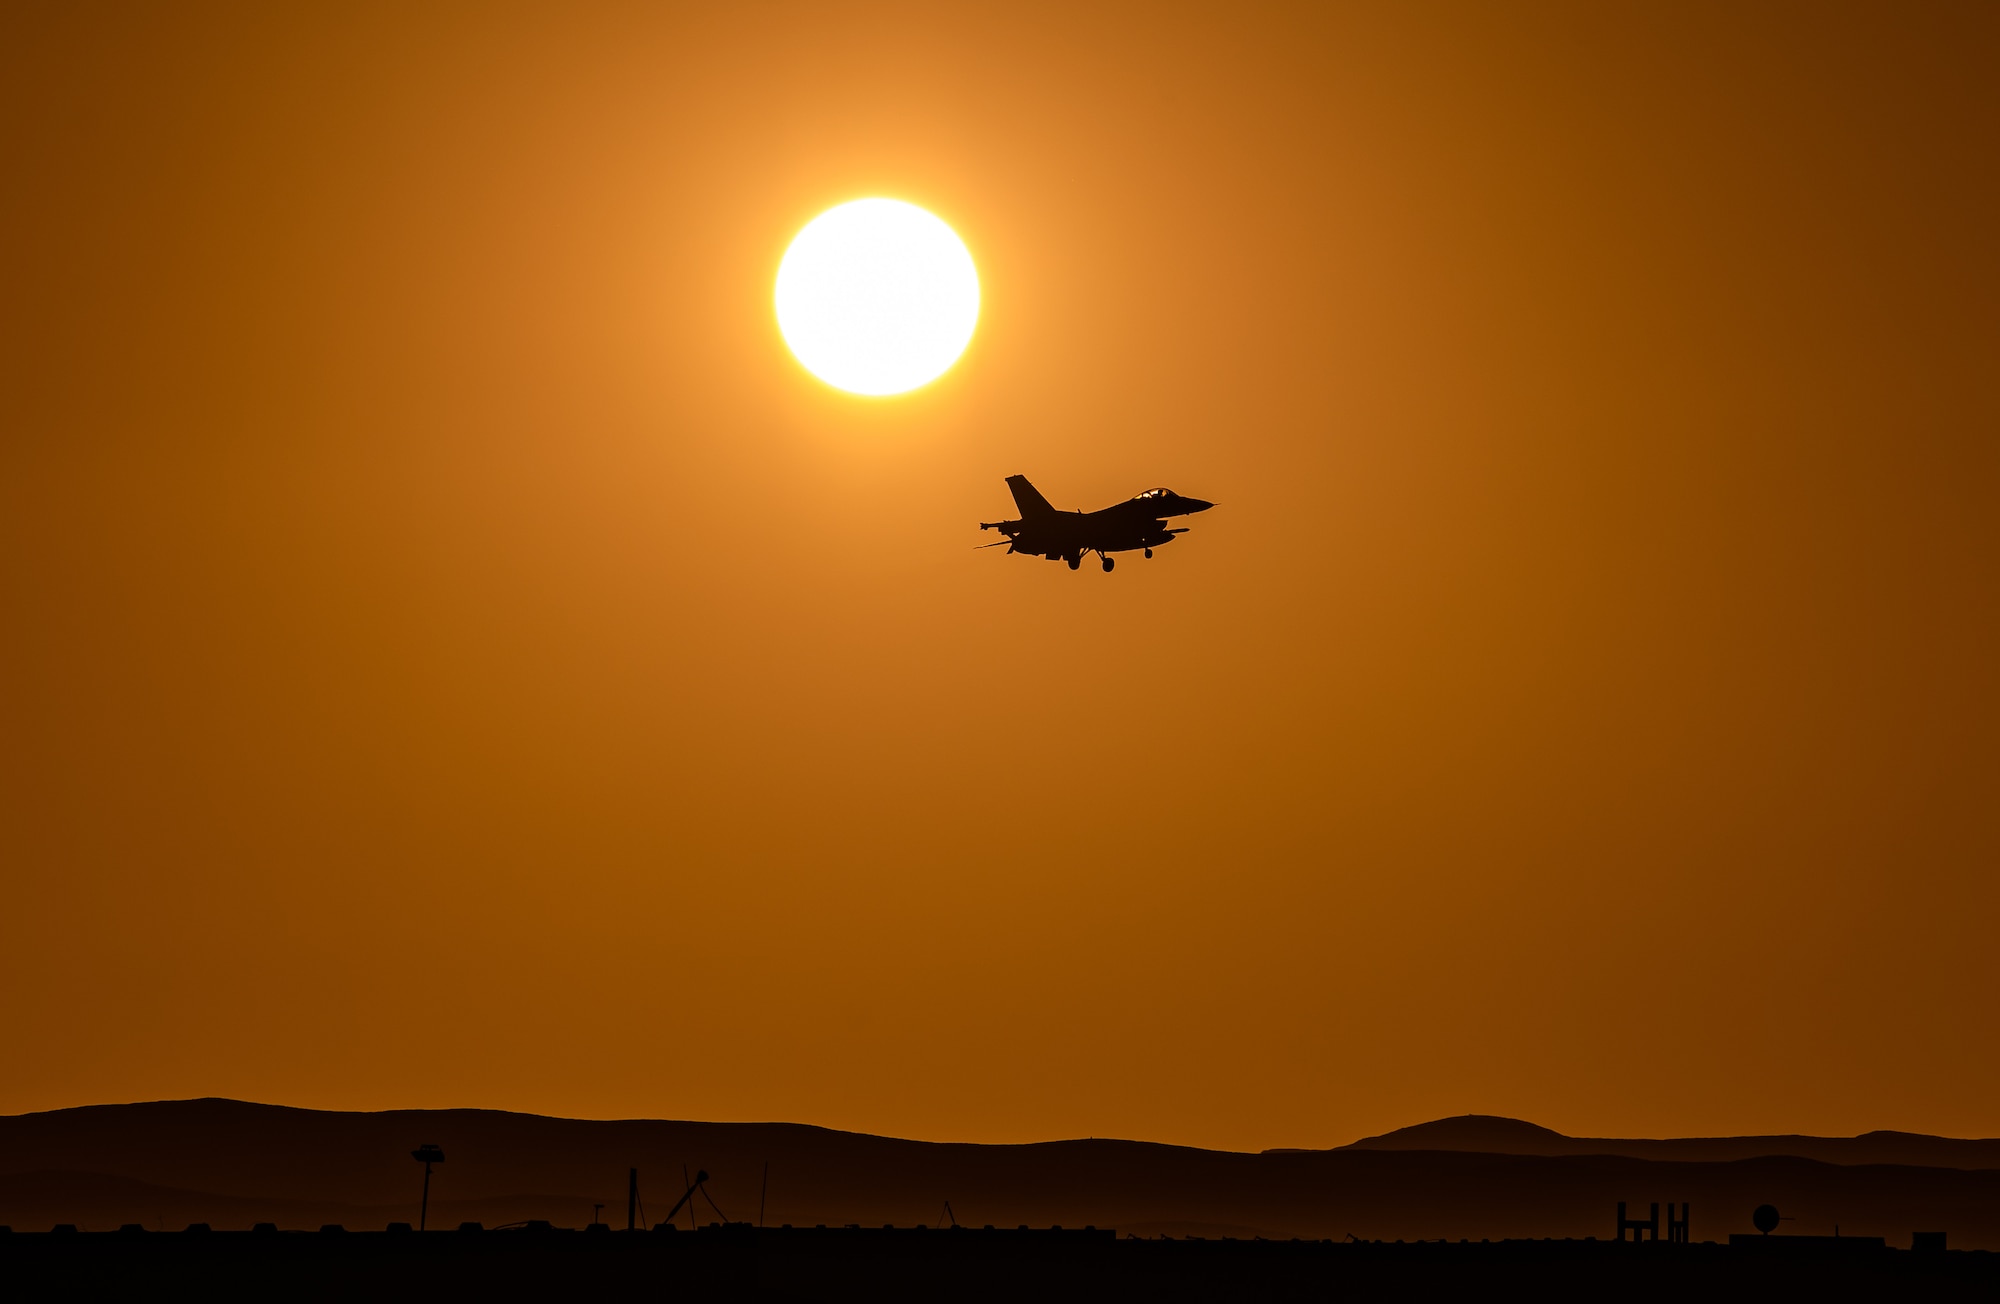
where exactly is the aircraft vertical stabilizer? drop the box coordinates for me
[1005,475,1057,519]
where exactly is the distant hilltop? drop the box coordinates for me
[1276,1113,2000,1170]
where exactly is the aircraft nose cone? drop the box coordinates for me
[1184,497,1215,513]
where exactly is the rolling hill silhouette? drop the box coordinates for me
[4,1101,1997,1248]
[1332,1114,2000,1169]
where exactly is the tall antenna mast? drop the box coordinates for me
[410,1145,445,1233]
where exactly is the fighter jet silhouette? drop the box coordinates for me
[978,475,1215,572]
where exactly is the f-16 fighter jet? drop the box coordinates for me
[978,475,1215,572]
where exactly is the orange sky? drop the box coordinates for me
[3,2,1996,1151]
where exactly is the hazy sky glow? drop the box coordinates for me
[1,1,1996,1150]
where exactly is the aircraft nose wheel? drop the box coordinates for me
[1101,556,1115,573]
[1144,548,1153,559]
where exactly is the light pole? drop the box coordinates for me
[411,1145,446,1231]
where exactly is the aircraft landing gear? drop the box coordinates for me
[1066,555,1081,570]
[1101,556,1115,573]
[1143,548,1153,559]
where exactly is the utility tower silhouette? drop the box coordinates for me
[1615,1201,1690,1243]
[1616,1202,1658,1242]
[411,1145,445,1232]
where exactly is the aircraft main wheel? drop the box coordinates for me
[1101,556,1115,573]
[1067,555,1081,570]
[1144,548,1153,559]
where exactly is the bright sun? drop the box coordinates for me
[775,199,980,397]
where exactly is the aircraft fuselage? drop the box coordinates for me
[979,476,1214,571]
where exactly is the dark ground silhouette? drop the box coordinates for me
[4,1227,1995,1302]
[3,1100,1998,1250]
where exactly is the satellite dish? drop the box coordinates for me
[1753,1204,1780,1234]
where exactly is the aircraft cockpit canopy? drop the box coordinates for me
[1133,487,1171,500]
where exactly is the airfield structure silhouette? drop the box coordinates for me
[0,1102,1989,1297]
[0,1198,1980,1301]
